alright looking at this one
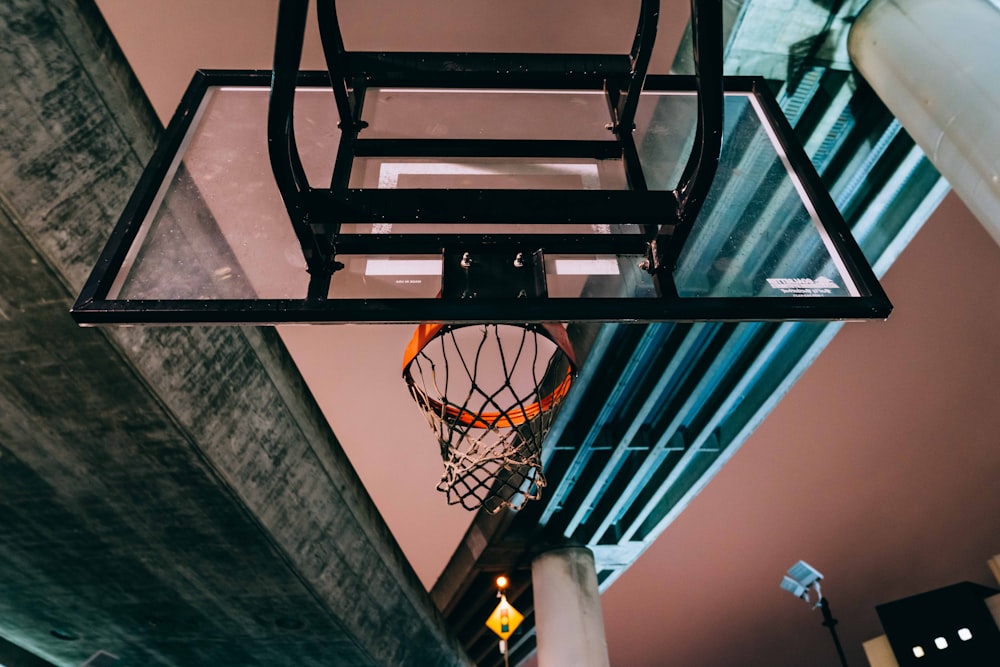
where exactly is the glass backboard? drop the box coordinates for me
[72,71,890,324]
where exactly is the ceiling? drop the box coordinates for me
[3,1,1000,666]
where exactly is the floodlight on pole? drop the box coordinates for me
[781,561,849,667]
[781,559,824,604]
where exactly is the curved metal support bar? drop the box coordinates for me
[269,0,310,201]
[268,0,334,290]
[614,0,659,243]
[659,0,724,272]
[315,0,358,128]
[616,0,660,133]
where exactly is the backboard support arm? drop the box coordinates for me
[269,0,340,298]
[657,0,724,280]
[267,0,725,299]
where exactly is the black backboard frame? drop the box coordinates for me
[71,72,890,325]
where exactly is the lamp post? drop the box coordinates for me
[496,576,510,667]
[781,560,849,667]
[485,575,523,667]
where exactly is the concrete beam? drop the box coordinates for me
[0,1,469,665]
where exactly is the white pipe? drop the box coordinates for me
[848,0,1000,247]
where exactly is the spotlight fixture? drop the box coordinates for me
[781,560,824,604]
[781,560,849,667]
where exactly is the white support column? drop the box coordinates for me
[531,545,610,667]
[848,0,1000,247]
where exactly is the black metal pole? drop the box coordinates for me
[820,597,849,667]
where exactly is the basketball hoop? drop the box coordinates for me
[402,323,576,513]
[72,0,892,327]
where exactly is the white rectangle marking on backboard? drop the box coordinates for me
[365,259,443,276]
[378,162,602,189]
[554,259,621,275]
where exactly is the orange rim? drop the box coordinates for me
[402,323,577,428]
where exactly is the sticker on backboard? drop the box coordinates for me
[766,277,840,296]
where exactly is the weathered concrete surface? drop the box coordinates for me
[0,1,470,665]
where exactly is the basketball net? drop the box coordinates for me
[402,323,576,513]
